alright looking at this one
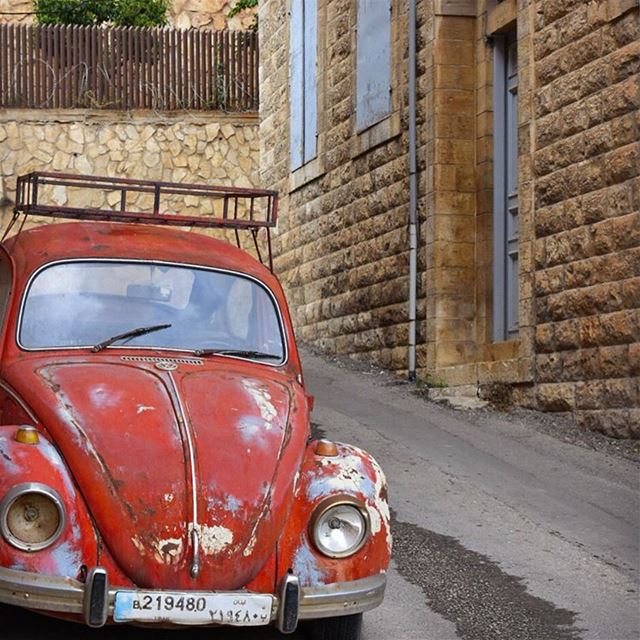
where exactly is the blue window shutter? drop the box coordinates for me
[303,0,318,163]
[505,37,519,337]
[356,0,392,132]
[493,32,519,342]
[290,0,304,170]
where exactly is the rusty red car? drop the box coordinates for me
[0,172,391,639]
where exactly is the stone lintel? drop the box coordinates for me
[486,0,517,35]
[434,0,476,17]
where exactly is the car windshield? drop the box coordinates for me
[19,261,286,362]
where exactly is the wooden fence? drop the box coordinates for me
[0,23,258,111]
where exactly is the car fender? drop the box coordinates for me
[0,426,98,579]
[277,441,391,588]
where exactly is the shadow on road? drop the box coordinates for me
[1,604,305,639]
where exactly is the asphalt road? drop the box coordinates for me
[2,348,639,639]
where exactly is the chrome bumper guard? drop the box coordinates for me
[0,566,386,631]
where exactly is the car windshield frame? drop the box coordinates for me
[16,258,289,367]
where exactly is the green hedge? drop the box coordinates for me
[34,0,169,27]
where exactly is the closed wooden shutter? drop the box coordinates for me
[290,0,317,170]
[356,0,392,132]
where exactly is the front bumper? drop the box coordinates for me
[0,566,386,631]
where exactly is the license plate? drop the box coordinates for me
[114,590,273,626]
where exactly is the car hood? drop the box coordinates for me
[5,356,306,589]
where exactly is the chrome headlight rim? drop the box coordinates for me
[309,495,370,559]
[0,482,66,552]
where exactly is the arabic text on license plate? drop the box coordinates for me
[114,591,273,626]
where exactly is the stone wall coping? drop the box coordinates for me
[0,109,258,126]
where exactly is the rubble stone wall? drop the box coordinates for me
[0,0,256,29]
[0,110,259,229]
[531,1,640,437]
[0,0,32,24]
[169,0,256,30]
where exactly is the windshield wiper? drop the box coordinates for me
[193,348,281,360]
[91,324,172,353]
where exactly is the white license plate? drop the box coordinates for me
[114,590,273,626]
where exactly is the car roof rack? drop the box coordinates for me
[5,171,279,271]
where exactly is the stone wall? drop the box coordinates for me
[0,0,256,29]
[425,0,537,389]
[259,0,639,437]
[170,0,256,30]
[531,0,640,437]
[0,0,31,24]
[259,0,430,372]
[422,2,538,388]
[0,110,259,230]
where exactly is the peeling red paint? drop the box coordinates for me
[276,441,391,588]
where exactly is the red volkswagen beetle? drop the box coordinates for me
[0,173,390,639]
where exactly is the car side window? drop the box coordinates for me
[0,252,12,331]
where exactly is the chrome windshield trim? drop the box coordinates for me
[15,258,289,368]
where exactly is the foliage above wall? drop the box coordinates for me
[228,0,257,30]
[34,0,170,27]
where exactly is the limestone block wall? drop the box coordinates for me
[0,110,259,229]
[259,0,430,372]
[421,2,538,390]
[531,1,640,437]
[259,0,638,438]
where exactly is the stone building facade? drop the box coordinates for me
[258,0,640,437]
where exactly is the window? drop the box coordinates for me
[493,30,518,341]
[290,0,318,171]
[356,0,392,132]
[20,261,286,363]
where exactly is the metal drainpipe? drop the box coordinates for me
[407,0,418,381]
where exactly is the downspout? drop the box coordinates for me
[407,0,418,381]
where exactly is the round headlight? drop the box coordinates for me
[311,499,369,558]
[1,484,65,551]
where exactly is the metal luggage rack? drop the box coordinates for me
[6,172,278,271]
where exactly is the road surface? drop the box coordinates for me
[2,348,638,639]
